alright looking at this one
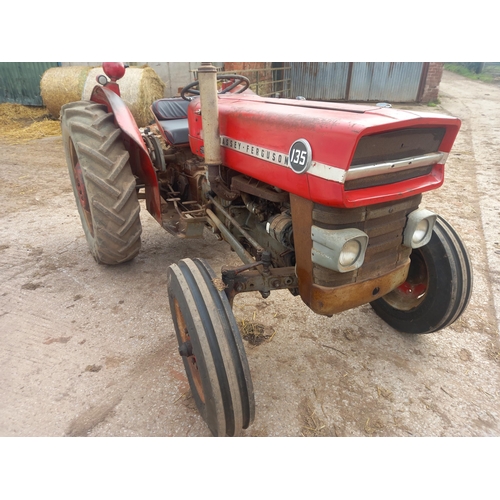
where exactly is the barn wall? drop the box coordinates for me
[287,62,442,103]
[0,62,59,105]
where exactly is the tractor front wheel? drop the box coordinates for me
[61,101,141,264]
[167,258,255,436]
[370,216,473,334]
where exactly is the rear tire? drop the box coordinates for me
[61,100,141,264]
[370,216,473,334]
[168,258,255,436]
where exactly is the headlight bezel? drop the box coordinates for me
[311,226,369,273]
[403,209,437,249]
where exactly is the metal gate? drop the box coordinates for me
[0,62,59,105]
[288,62,426,102]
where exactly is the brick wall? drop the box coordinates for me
[420,62,444,103]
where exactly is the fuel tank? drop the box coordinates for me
[188,94,460,208]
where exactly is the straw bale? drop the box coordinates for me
[40,66,93,119]
[83,66,165,127]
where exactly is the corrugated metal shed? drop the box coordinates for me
[290,62,350,100]
[349,62,424,101]
[288,62,426,103]
[0,62,59,105]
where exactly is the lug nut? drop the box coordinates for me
[179,341,193,357]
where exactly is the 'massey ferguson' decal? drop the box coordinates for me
[220,135,347,184]
[221,136,289,167]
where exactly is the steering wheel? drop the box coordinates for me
[181,74,250,101]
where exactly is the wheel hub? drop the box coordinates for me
[178,341,193,357]
[380,251,428,311]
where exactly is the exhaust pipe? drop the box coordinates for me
[198,62,221,166]
[198,63,239,201]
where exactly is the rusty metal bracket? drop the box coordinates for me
[222,264,298,304]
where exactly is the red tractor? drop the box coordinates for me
[61,62,472,436]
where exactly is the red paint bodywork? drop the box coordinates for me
[188,94,461,208]
[90,85,162,223]
[89,78,460,218]
[102,62,126,82]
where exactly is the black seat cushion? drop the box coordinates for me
[152,98,189,120]
[152,98,190,145]
[158,119,189,145]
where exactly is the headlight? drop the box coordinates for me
[403,209,437,249]
[339,239,362,267]
[311,226,369,273]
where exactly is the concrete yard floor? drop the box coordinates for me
[0,70,499,438]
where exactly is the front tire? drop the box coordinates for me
[61,100,142,264]
[370,216,473,334]
[167,258,255,436]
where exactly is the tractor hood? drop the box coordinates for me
[188,94,461,208]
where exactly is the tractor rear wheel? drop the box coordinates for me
[61,100,141,265]
[370,216,473,334]
[167,258,255,436]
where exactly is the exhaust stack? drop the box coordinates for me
[198,62,221,166]
[198,62,238,200]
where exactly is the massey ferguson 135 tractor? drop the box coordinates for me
[61,62,472,436]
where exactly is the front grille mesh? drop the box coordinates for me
[350,128,446,166]
[345,127,446,190]
[344,165,433,191]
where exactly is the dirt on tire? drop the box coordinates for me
[61,101,142,265]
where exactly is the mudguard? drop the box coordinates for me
[91,85,162,223]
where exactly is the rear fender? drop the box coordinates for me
[90,85,162,224]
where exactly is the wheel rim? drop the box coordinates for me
[173,298,205,404]
[380,250,428,311]
[69,139,94,237]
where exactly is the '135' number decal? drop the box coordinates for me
[289,139,312,174]
[291,148,307,166]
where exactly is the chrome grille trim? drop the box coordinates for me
[346,152,447,181]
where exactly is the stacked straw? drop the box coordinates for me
[0,103,61,144]
[40,66,92,119]
[83,66,165,127]
[41,65,165,127]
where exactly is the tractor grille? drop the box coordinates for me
[344,127,446,191]
[350,128,446,166]
[344,165,433,191]
[311,194,421,287]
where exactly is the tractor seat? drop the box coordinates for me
[151,98,190,146]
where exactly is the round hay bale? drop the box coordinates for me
[83,66,165,127]
[40,66,92,119]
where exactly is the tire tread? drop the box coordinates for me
[370,216,472,334]
[61,100,141,265]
